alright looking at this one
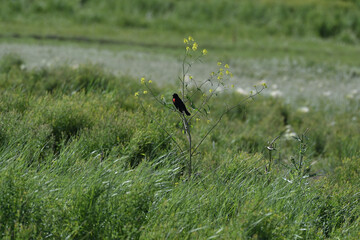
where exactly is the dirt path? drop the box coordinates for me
[1,42,359,106]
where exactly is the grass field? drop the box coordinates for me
[1,0,360,42]
[0,51,359,238]
[0,0,360,239]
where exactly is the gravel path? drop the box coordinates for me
[1,42,359,106]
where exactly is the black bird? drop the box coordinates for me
[172,93,191,116]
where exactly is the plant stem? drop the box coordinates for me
[268,150,272,172]
[181,114,192,178]
[299,141,303,170]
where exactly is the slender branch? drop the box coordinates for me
[192,86,265,155]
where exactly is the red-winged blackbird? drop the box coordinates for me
[172,93,191,116]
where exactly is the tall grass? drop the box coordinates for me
[1,0,360,42]
[0,54,359,238]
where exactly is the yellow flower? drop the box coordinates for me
[134,92,139,97]
[192,42,198,51]
[209,89,213,93]
[202,49,208,55]
[231,84,234,88]
[217,76,222,80]
[161,94,164,100]
[207,119,211,124]
[184,38,188,44]
[189,75,193,80]
[188,36,194,41]
[217,62,222,66]
[262,82,268,88]
[148,80,153,84]
[226,70,230,75]
[224,64,229,69]
[141,77,145,84]
[186,46,190,52]
[210,72,215,76]
[143,90,148,94]
[219,68,224,72]
[196,118,200,122]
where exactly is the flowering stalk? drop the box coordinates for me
[137,36,266,178]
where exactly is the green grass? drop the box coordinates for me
[0,54,359,239]
[1,0,360,40]
[0,1,359,238]
[1,0,360,50]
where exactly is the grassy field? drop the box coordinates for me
[1,0,360,43]
[0,0,360,239]
[0,52,359,238]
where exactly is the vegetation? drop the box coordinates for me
[0,53,359,238]
[1,0,360,44]
[0,0,359,238]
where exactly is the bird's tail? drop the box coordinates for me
[185,109,191,116]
